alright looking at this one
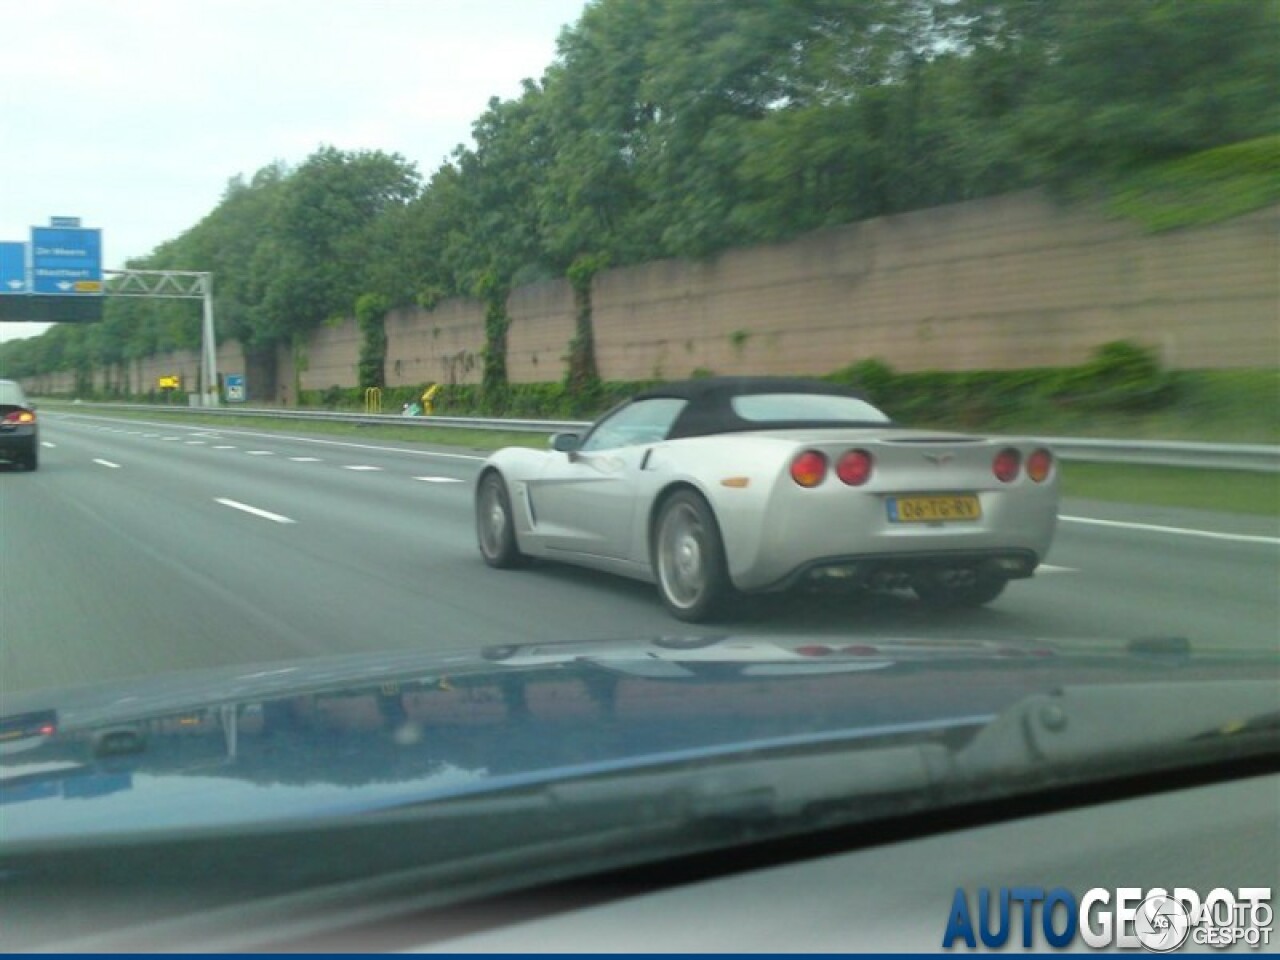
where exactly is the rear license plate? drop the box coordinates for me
[887,494,981,523]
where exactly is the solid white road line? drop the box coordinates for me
[1060,515,1279,546]
[289,456,322,462]
[54,413,488,461]
[41,441,55,448]
[214,498,295,524]
[414,476,466,484]
[92,459,121,469]
[343,464,382,471]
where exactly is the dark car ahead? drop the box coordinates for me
[0,379,38,471]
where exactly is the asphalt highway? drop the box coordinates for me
[2,411,1277,696]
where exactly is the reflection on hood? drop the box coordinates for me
[0,633,1259,844]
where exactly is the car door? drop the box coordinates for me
[528,398,687,559]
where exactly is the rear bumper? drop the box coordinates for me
[759,548,1042,593]
[0,426,36,459]
[724,481,1058,592]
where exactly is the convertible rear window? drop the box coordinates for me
[731,393,889,423]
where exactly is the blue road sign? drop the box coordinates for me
[31,226,102,295]
[0,243,26,294]
[225,374,246,402]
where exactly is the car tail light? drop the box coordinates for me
[795,645,833,657]
[2,410,35,424]
[840,644,880,656]
[992,448,1021,483]
[1027,448,1053,482]
[835,449,873,486]
[789,450,828,487]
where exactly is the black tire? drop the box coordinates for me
[913,573,1007,610]
[22,442,38,471]
[651,490,735,623]
[475,472,525,568]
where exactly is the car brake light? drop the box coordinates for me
[2,411,34,424]
[840,644,880,656]
[836,449,873,486]
[993,448,1021,483]
[789,450,828,487]
[1027,448,1053,482]
[795,645,833,657]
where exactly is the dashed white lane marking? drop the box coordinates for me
[142,433,160,438]
[414,476,465,484]
[289,456,322,462]
[1060,515,1279,546]
[213,445,236,450]
[343,464,382,471]
[185,440,206,445]
[214,498,295,524]
[161,436,182,441]
[1037,564,1077,574]
[92,459,121,469]
[245,450,274,456]
[41,441,55,448]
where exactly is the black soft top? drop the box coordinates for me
[625,376,890,440]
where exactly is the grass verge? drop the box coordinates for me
[1062,462,1278,517]
[44,405,547,452]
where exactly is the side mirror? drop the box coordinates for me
[550,432,582,453]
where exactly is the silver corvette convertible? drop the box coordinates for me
[475,377,1058,621]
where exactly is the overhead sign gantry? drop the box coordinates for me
[0,217,105,323]
[1,218,221,406]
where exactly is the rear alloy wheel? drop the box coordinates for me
[913,573,1007,610]
[653,490,734,623]
[476,472,525,569]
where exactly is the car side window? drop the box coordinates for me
[579,398,688,452]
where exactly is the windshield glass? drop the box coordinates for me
[0,0,1275,952]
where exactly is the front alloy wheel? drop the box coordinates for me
[476,472,525,568]
[653,490,733,623]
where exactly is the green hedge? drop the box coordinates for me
[299,340,1179,425]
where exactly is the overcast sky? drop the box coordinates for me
[0,0,590,342]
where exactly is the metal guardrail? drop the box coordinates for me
[44,401,1280,472]
[51,401,591,435]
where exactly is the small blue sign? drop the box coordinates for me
[225,374,246,402]
[31,226,102,295]
[49,216,81,228]
[0,242,26,293]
